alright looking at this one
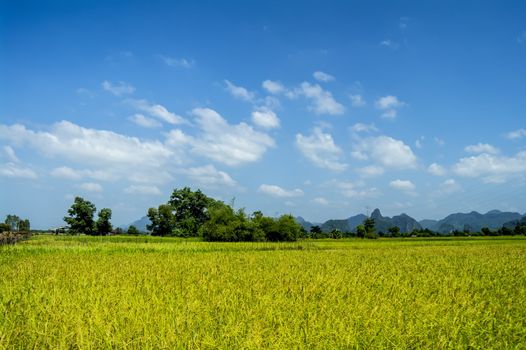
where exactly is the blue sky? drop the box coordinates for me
[1,0,526,229]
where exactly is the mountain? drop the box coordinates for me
[320,214,367,232]
[295,216,315,231]
[433,210,522,233]
[370,209,422,233]
[122,216,149,232]
[419,219,438,230]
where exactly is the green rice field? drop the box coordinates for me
[1,235,525,349]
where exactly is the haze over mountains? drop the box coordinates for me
[126,209,526,234]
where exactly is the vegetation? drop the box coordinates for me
[63,197,113,235]
[1,235,525,348]
[2,214,30,232]
[146,187,302,241]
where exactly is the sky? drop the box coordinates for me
[1,0,526,229]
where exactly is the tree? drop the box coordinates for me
[17,219,30,232]
[481,227,492,236]
[310,225,322,238]
[274,215,301,241]
[355,225,366,238]
[5,215,20,231]
[95,208,113,235]
[64,197,96,235]
[169,187,215,236]
[127,225,140,235]
[363,218,377,239]
[0,223,10,232]
[388,226,400,237]
[147,204,174,236]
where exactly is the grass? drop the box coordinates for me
[1,235,525,349]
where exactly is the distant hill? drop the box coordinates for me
[129,209,524,235]
[370,209,422,233]
[121,216,149,232]
[431,210,522,233]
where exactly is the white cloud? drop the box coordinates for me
[262,80,285,94]
[428,163,446,176]
[465,143,500,155]
[158,55,194,68]
[434,137,445,146]
[349,94,366,107]
[0,122,176,187]
[380,40,399,50]
[357,165,384,177]
[453,151,526,183]
[312,197,329,205]
[517,30,526,44]
[351,123,378,133]
[251,107,280,129]
[329,180,380,199]
[389,179,415,191]
[415,136,424,149]
[165,108,275,166]
[129,99,187,125]
[50,166,117,182]
[0,121,173,168]
[505,128,526,140]
[181,165,237,188]
[351,135,417,169]
[224,80,255,101]
[297,82,344,115]
[375,95,405,119]
[258,184,304,198]
[431,178,462,198]
[296,127,347,171]
[2,145,19,163]
[0,162,37,179]
[313,71,335,82]
[124,185,162,195]
[129,114,162,128]
[79,182,103,193]
[101,80,135,96]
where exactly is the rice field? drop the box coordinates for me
[1,235,525,349]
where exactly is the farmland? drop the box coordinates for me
[1,236,526,349]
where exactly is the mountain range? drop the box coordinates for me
[125,209,525,234]
[296,209,525,234]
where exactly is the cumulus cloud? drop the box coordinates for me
[101,80,135,96]
[166,108,275,166]
[2,145,19,163]
[328,180,380,198]
[375,95,405,119]
[351,123,378,133]
[297,82,344,115]
[224,80,255,101]
[380,40,399,50]
[452,151,526,183]
[262,80,286,94]
[349,94,366,107]
[158,55,194,68]
[465,143,500,155]
[296,127,347,171]
[129,114,162,128]
[251,107,280,129]
[389,179,416,191]
[0,121,178,187]
[124,185,162,195]
[129,99,187,125]
[357,165,384,177]
[79,182,103,193]
[351,135,417,169]
[431,178,462,198]
[50,166,117,182]
[0,162,37,179]
[181,165,237,188]
[427,163,446,176]
[505,128,526,140]
[312,197,329,205]
[313,71,335,82]
[258,184,304,198]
